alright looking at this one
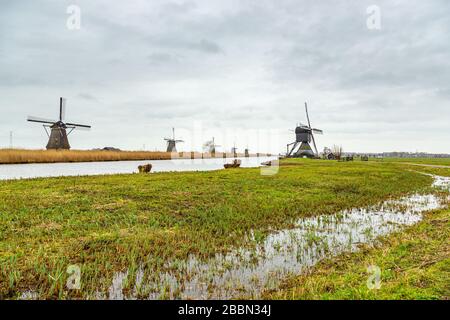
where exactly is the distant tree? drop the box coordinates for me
[332,145,344,159]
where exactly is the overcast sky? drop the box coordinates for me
[1,0,449,153]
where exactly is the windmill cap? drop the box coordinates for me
[295,126,311,134]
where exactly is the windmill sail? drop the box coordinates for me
[164,127,183,152]
[286,102,323,158]
[27,97,91,150]
[60,97,66,121]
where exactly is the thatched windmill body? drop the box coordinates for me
[27,97,91,150]
[287,102,323,158]
[164,128,183,152]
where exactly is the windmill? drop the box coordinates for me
[164,127,183,152]
[244,146,250,157]
[203,137,220,154]
[27,97,91,150]
[231,142,238,157]
[286,102,323,158]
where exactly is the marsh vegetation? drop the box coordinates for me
[0,158,448,299]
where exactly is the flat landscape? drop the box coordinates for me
[1,158,448,299]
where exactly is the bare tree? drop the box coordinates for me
[331,145,344,159]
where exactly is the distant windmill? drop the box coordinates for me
[164,127,183,152]
[203,137,220,154]
[231,142,238,157]
[286,102,323,158]
[244,146,249,157]
[27,97,91,150]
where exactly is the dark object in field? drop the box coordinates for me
[261,160,280,168]
[224,159,241,169]
[138,164,152,173]
[27,97,91,150]
[341,156,354,162]
[361,155,369,161]
[287,102,323,158]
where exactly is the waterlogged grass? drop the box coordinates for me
[266,207,450,300]
[0,159,433,298]
[266,165,450,300]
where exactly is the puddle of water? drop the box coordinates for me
[431,175,450,189]
[98,175,449,300]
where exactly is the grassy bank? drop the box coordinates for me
[384,157,450,166]
[383,158,450,177]
[0,159,433,299]
[0,149,259,164]
[266,206,449,300]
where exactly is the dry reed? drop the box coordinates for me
[0,149,264,164]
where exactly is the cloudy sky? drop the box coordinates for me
[1,0,449,153]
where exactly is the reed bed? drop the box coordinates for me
[0,149,262,164]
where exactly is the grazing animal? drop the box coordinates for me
[138,164,152,173]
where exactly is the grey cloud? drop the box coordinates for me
[78,93,99,102]
[0,0,448,153]
[191,39,223,54]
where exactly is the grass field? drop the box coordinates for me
[0,159,446,299]
[384,158,450,166]
[0,149,255,164]
[384,158,450,177]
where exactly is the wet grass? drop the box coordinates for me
[0,159,433,298]
[266,207,449,300]
[266,166,449,300]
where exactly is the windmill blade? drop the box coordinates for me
[65,122,91,130]
[67,125,90,131]
[312,128,323,135]
[311,134,319,156]
[27,116,57,125]
[305,102,312,129]
[60,97,66,121]
[287,142,298,156]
